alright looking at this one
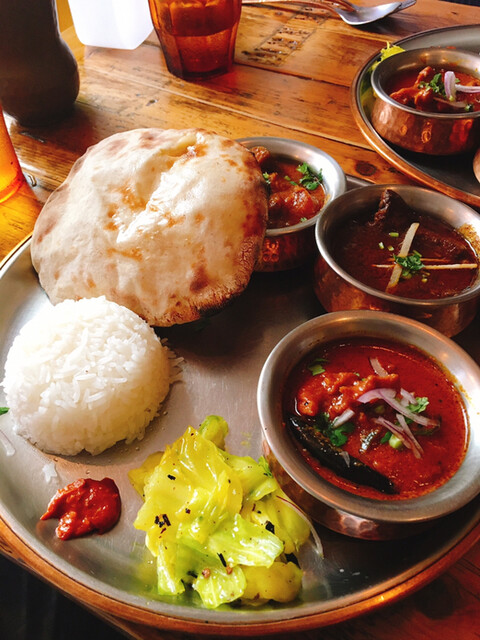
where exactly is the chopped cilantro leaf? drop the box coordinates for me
[419,72,446,97]
[311,413,355,447]
[0,407,8,415]
[393,252,424,279]
[308,357,328,376]
[297,162,323,191]
[380,431,392,444]
[407,396,429,414]
[327,422,355,447]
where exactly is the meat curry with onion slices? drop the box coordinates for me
[388,65,480,114]
[283,338,468,500]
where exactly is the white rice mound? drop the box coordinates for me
[2,296,175,456]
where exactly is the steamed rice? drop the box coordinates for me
[2,296,175,455]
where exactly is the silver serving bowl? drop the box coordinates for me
[370,47,480,155]
[239,136,347,271]
[257,310,480,540]
[314,184,480,337]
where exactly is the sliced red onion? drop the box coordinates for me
[433,96,468,109]
[276,495,324,558]
[373,416,413,450]
[358,387,396,404]
[369,357,388,377]
[397,414,423,459]
[332,408,355,427]
[455,83,480,93]
[399,388,417,405]
[364,389,439,427]
[444,70,457,100]
[340,450,351,467]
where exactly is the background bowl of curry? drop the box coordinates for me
[370,47,480,155]
[314,184,480,337]
[257,310,480,540]
[240,136,347,271]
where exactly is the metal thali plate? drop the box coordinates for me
[351,25,480,209]
[0,183,479,632]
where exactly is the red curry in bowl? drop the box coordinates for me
[389,65,480,114]
[251,146,325,229]
[283,337,468,500]
[331,189,478,299]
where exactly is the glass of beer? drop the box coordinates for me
[0,109,24,203]
[148,0,242,79]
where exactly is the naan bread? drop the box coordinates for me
[31,128,268,326]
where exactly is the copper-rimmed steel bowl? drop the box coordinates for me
[257,310,480,540]
[314,184,480,337]
[370,47,480,155]
[239,136,347,271]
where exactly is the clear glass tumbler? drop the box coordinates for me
[148,0,242,79]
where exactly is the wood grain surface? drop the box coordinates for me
[1,2,479,638]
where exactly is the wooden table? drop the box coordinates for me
[1,2,480,638]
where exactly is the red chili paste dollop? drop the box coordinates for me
[284,338,468,500]
[41,477,121,540]
[251,146,325,229]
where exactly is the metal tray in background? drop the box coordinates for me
[0,188,479,634]
[351,25,480,210]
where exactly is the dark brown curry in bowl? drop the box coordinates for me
[314,184,480,337]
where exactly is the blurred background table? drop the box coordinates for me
[1,0,480,638]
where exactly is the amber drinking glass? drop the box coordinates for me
[0,109,24,203]
[148,0,242,79]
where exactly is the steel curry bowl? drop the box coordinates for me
[257,310,480,540]
[313,184,480,337]
[370,47,480,156]
[240,136,347,271]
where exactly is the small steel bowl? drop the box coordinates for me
[239,136,347,271]
[257,310,480,540]
[314,184,480,337]
[370,47,480,155]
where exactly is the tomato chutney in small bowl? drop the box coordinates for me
[240,136,347,271]
[314,184,480,337]
[257,310,480,539]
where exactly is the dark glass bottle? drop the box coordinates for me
[0,0,79,126]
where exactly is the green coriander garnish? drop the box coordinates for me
[393,252,424,279]
[308,357,328,376]
[419,72,446,97]
[327,422,355,447]
[284,175,298,186]
[0,407,9,415]
[297,162,323,191]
